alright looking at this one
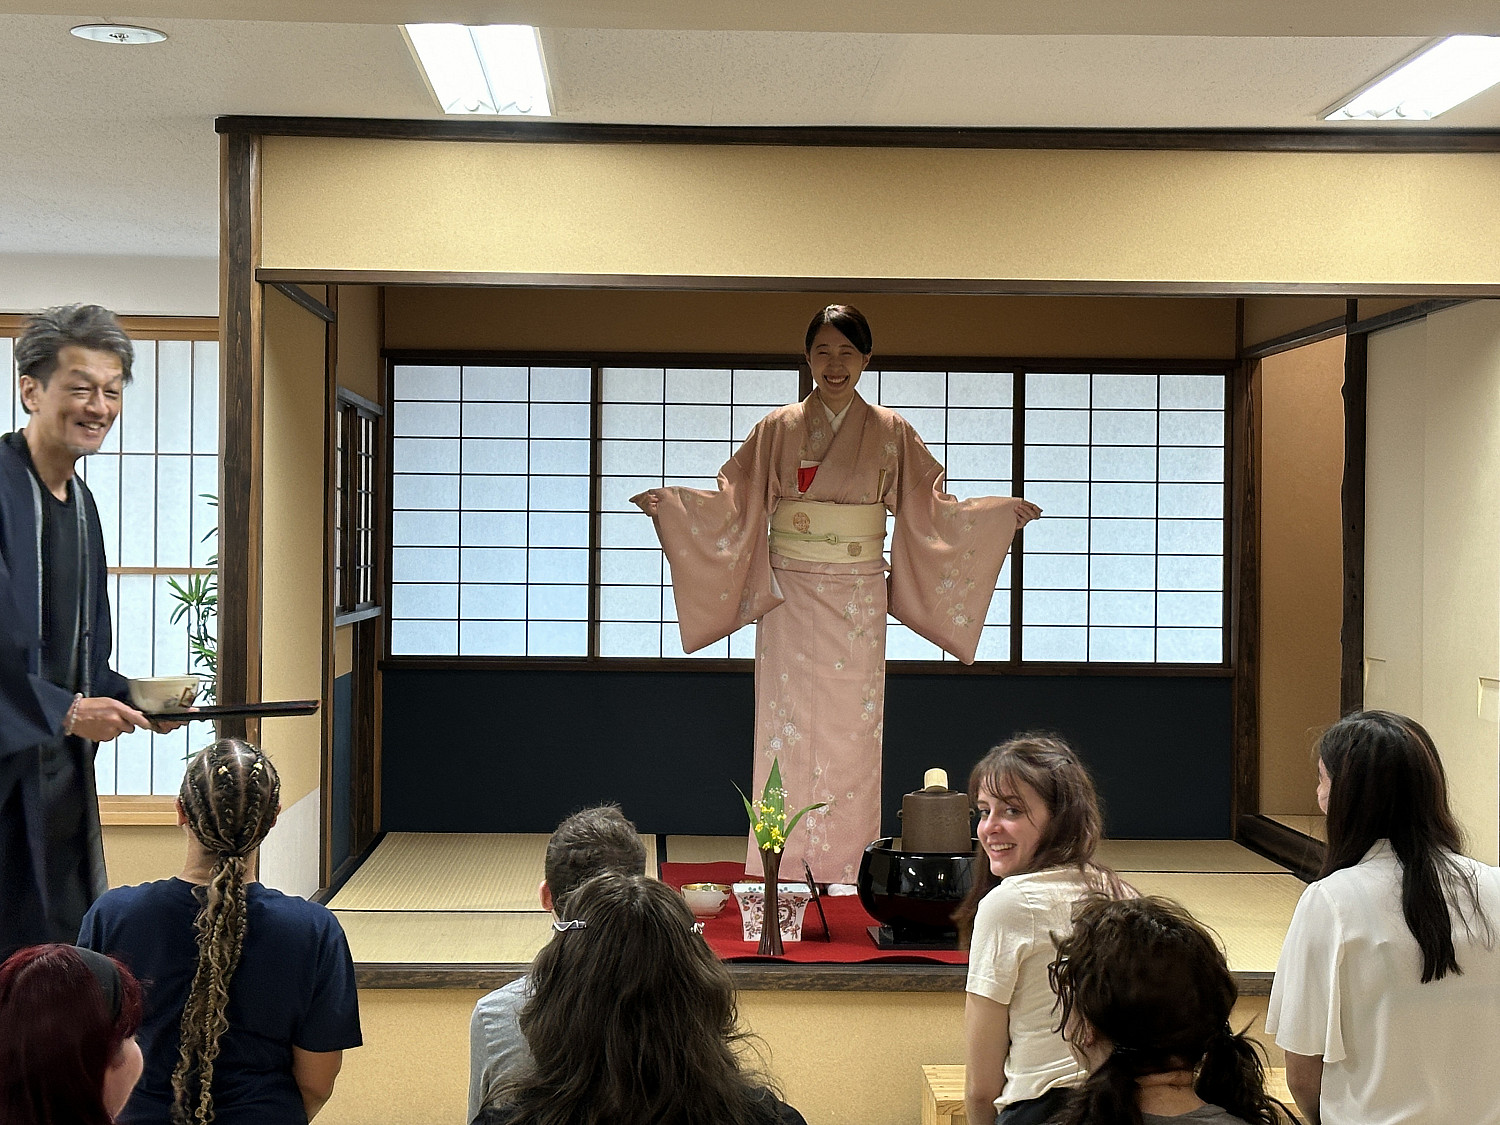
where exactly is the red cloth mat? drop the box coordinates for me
[661,861,968,965]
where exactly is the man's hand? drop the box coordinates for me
[69,697,153,742]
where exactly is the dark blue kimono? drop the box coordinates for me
[0,431,130,957]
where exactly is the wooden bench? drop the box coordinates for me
[921,1063,1302,1124]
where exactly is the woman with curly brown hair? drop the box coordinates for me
[1050,895,1289,1125]
[79,739,361,1123]
[479,871,805,1125]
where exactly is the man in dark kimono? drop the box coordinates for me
[1,304,156,957]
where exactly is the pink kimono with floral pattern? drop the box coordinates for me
[649,392,1022,883]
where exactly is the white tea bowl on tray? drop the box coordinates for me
[128,676,200,712]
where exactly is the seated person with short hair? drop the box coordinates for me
[468,805,648,1123]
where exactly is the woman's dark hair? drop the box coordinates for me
[171,739,281,1125]
[496,873,778,1125]
[1050,896,1287,1125]
[0,943,144,1125]
[953,733,1117,939]
[1318,709,1492,983]
[803,304,873,355]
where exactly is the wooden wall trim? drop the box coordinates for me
[257,268,1500,299]
[0,314,217,338]
[1240,316,1348,361]
[1340,303,1369,716]
[216,116,1500,154]
[270,281,336,323]
[219,131,265,740]
[1348,297,1469,336]
[1229,358,1261,828]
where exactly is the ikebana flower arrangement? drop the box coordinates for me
[736,757,825,955]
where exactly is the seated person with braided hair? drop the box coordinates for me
[1049,895,1291,1125]
[79,739,362,1124]
[469,805,648,1123]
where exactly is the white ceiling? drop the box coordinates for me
[2,3,1500,261]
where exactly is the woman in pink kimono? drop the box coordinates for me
[634,306,1040,888]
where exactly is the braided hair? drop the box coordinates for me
[170,739,280,1125]
[1050,895,1289,1125]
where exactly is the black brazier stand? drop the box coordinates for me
[857,836,977,950]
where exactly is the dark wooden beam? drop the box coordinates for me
[1340,303,1369,716]
[269,281,336,323]
[1240,316,1348,361]
[218,131,264,740]
[1348,298,1469,336]
[215,116,1500,154]
[257,268,1500,300]
[1228,357,1261,830]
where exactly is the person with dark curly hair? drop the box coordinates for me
[0,942,145,1125]
[79,739,362,1124]
[1050,895,1290,1125]
[479,872,805,1125]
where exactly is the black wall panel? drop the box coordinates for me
[381,669,1231,840]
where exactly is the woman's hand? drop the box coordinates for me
[631,490,661,516]
[1015,499,1043,528]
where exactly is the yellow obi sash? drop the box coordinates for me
[769,500,887,562]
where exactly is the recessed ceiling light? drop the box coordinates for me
[70,24,168,45]
[1326,35,1500,121]
[404,24,551,116]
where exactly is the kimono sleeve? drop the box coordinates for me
[887,426,1021,664]
[0,542,62,759]
[1266,881,1346,1063]
[646,425,783,654]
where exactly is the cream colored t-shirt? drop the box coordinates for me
[965,867,1094,1106]
[1267,840,1500,1125]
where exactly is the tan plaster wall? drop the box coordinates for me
[262,138,1500,287]
[260,284,328,808]
[335,284,383,403]
[1258,337,1346,814]
[101,824,184,888]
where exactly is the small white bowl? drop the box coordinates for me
[128,676,200,712]
[681,883,732,918]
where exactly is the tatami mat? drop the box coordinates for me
[664,834,749,865]
[335,910,555,964]
[328,832,658,912]
[1125,872,1306,974]
[1096,839,1289,873]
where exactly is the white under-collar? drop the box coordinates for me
[823,400,853,432]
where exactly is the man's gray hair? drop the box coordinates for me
[15,304,135,389]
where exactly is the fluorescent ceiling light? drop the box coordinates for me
[70,24,167,45]
[1326,36,1500,121]
[405,24,551,116]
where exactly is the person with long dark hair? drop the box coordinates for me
[1050,895,1289,1125]
[633,304,1040,889]
[1267,710,1500,1124]
[479,872,805,1125]
[79,739,362,1123]
[0,942,145,1124]
[955,734,1125,1125]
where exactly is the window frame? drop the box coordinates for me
[381,349,1235,677]
[334,386,385,625]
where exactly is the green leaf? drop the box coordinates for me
[784,801,827,841]
[734,783,772,850]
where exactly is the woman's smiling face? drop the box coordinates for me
[975,777,1052,878]
[806,322,869,414]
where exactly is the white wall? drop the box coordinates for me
[0,253,217,316]
[1365,302,1500,864]
[260,785,322,900]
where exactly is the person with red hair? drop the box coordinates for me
[0,942,145,1124]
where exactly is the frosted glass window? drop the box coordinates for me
[392,364,590,655]
[1022,369,1226,663]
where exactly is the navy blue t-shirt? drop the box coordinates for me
[79,877,362,1125]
